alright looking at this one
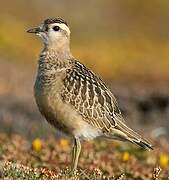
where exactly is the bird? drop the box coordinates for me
[27,17,153,173]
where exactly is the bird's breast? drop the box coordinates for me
[34,72,102,140]
[34,82,101,139]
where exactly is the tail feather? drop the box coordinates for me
[109,115,153,150]
[132,139,153,150]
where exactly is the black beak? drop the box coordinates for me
[27,27,43,33]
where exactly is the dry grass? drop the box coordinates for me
[0,133,168,179]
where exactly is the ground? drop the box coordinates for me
[0,133,169,179]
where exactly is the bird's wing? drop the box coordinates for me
[61,60,153,149]
[61,60,122,132]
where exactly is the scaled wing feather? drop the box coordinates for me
[61,60,121,132]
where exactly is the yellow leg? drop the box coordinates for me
[71,138,81,172]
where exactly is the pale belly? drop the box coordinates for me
[34,86,101,140]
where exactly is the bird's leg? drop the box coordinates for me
[70,138,81,173]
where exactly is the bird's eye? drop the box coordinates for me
[53,26,60,31]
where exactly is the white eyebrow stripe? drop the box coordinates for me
[53,23,70,35]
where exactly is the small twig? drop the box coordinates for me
[79,169,90,179]
[152,167,161,180]
[115,173,125,180]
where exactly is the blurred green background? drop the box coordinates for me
[1,0,169,81]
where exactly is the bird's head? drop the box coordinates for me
[27,18,70,48]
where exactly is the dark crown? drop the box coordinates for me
[44,18,68,26]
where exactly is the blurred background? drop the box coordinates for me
[0,0,169,139]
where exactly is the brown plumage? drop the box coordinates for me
[27,17,153,172]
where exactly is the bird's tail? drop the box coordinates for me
[107,115,153,150]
